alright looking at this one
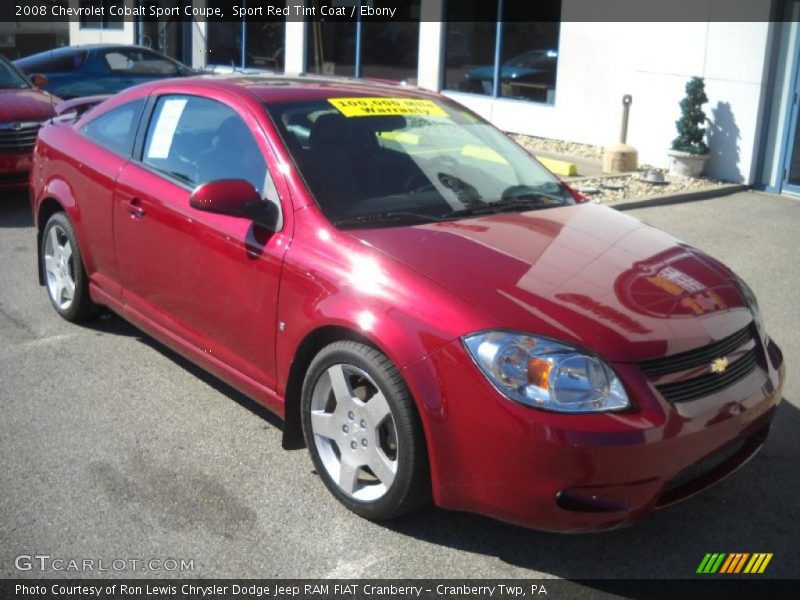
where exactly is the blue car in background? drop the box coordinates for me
[13,44,194,99]
[464,49,558,101]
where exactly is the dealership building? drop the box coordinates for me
[3,0,800,194]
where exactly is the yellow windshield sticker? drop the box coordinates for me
[329,97,448,118]
[377,131,421,145]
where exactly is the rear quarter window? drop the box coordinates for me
[81,99,145,157]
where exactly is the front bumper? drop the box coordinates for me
[0,151,32,188]
[404,336,784,532]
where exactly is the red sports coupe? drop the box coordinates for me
[0,55,58,189]
[29,76,785,532]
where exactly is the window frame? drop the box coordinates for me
[132,92,284,230]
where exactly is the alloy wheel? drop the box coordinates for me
[309,363,399,502]
[43,223,76,311]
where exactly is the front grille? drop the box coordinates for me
[0,121,43,153]
[638,325,753,377]
[655,347,758,403]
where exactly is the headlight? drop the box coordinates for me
[463,331,629,413]
[736,276,765,335]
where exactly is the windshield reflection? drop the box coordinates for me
[266,97,573,228]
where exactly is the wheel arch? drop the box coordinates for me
[35,178,86,285]
[281,325,378,450]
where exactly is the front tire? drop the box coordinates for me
[301,341,430,520]
[41,212,96,322]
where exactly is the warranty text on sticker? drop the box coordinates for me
[329,97,448,118]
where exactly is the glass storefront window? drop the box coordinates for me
[498,22,560,103]
[360,19,420,83]
[361,0,420,83]
[306,0,420,83]
[137,2,185,63]
[205,1,284,70]
[443,0,561,104]
[307,21,356,77]
[245,22,285,70]
[443,0,499,96]
[306,0,356,77]
[444,21,498,96]
[206,21,241,67]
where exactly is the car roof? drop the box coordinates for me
[15,44,169,62]
[139,73,441,104]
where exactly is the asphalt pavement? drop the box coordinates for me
[1,189,798,583]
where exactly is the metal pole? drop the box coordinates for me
[355,1,363,78]
[491,0,504,98]
[620,94,632,143]
[240,0,247,69]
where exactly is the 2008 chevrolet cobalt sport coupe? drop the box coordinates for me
[30,76,784,532]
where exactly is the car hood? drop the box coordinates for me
[0,88,56,122]
[349,203,752,363]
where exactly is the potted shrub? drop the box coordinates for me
[668,76,710,177]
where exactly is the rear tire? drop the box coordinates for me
[301,340,430,520]
[41,212,97,322]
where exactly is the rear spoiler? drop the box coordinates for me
[54,95,111,118]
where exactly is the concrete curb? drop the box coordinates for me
[608,183,749,211]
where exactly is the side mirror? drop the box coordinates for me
[29,73,48,88]
[190,179,278,230]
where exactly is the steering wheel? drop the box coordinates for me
[402,154,460,195]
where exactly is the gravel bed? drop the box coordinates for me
[510,134,604,160]
[508,133,731,203]
[572,172,729,204]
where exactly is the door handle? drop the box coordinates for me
[123,197,145,219]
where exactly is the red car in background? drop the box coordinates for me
[29,76,785,532]
[0,55,58,189]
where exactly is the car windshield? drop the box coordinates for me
[266,96,573,228]
[0,59,30,89]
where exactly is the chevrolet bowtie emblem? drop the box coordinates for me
[710,357,729,374]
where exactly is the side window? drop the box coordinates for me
[142,95,269,196]
[103,50,179,76]
[81,99,145,157]
[18,50,88,74]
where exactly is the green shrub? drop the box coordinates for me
[672,76,709,155]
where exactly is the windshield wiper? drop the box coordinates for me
[442,197,553,219]
[333,211,443,228]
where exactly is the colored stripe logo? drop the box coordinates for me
[696,553,773,574]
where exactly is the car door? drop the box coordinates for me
[113,92,291,391]
[70,98,146,301]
